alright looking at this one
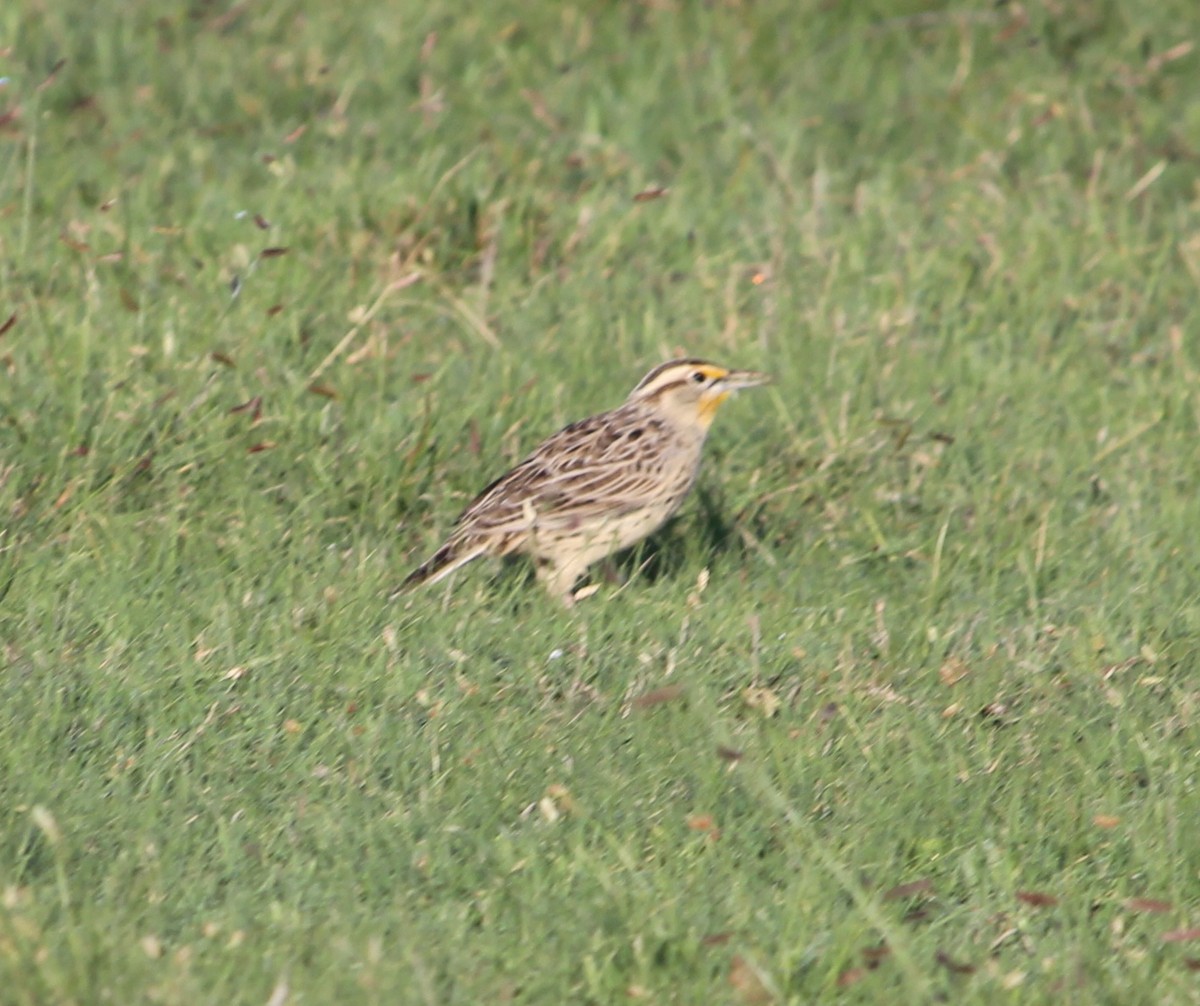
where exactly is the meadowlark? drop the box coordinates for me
[398,358,768,605]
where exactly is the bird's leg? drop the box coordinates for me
[537,557,587,607]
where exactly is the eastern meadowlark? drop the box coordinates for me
[398,358,768,605]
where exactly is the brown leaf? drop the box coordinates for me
[934,949,975,975]
[259,246,289,258]
[716,745,743,763]
[266,304,284,317]
[995,9,1030,43]
[307,383,338,399]
[1016,891,1058,908]
[633,186,669,202]
[1093,814,1120,829]
[253,213,271,230]
[742,685,780,718]
[728,955,774,1005]
[1162,928,1200,944]
[701,931,733,947]
[247,441,276,454]
[861,945,892,967]
[1126,898,1173,914]
[38,58,67,92]
[519,88,561,131]
[1146,40,1195,73]
[884,879,933,901]
[283,124,307,144]
[544,783,576,815]
[1184,958,1200,972]
[211,350,236,368]
[229,396,262,420]
[836,967,867,987]
[0,312,16,337]
[59,232,91,253]
[686,813,718,834]
[939,657,969,686]
[632,685,685,709]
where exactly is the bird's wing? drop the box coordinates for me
[450,410,680,537]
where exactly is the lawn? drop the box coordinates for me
[2,1,1199,1002]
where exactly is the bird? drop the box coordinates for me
[397,358,768,605]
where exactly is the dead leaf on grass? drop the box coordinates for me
[934,949,975,975]
[837,967,867,987]
[632,685,686,709]
[883,879,933,901]
[939,657,969,686]
[686,813,720,840]
[728,954,774,1004]
[863,683,908,705]
[229,396,262,420]
[742,685,780,718]
[1126,898,1173,914]
[539,784,576,823]
[861,945,892,967]
[701,931,734,947]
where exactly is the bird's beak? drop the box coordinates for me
[697,368,768,424]
[716,369,770,392]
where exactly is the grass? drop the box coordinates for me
[2,0,1199,1001]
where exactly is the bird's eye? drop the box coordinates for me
[691,371,706,384]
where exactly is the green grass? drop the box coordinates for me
[3,0,1200,1002]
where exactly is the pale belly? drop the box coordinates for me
[525,476,694,568]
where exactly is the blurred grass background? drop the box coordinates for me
[2,1,1199,1002]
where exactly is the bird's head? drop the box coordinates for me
[628,358,769,429]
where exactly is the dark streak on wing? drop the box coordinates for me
[449,406,677,534]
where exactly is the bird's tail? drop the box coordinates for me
[392,537,488,599]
